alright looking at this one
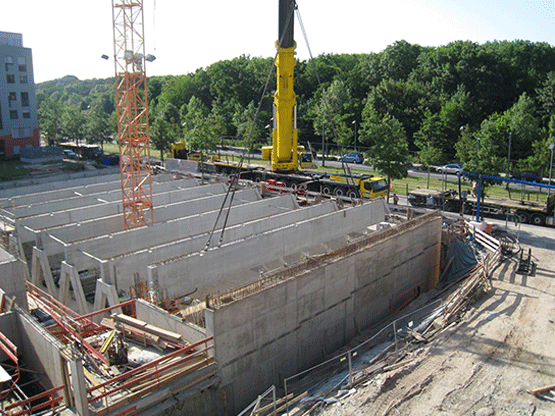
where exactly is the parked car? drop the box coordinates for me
[62,149,78,160]
[338,153,364,164]
[511,171,542,183]
[437,163,463,176]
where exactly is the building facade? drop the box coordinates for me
[0,31,39,157]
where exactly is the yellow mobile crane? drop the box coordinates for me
[250,0,388,199]
[169,0,388,199]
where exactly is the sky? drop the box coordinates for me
[3,0,555,84]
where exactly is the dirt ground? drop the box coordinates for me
[318,218,555,416]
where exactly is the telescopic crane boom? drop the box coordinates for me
[262,0,300,172]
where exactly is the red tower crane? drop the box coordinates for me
[112,0,154,229]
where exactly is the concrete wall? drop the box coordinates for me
[0,312,19,362]
[101,199,334,296]
[6,177,200,220]
[0,250,28,310]
[205,212,442,414]
[16,182,227,244]
[0,170,121,196]
[39,188,263,274]
[15,310,67,389]
[0,310,66,390]
[150,200,387,301]
[135,300,207,344]
[1,179,121,207]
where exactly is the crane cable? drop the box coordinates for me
[203,1,297,251]
[295,7,359,197]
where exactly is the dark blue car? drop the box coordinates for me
[338,153,364,164]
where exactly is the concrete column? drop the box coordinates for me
[69,357,89,416]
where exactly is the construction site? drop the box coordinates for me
[0,163,458,416]
[4,0,551,414]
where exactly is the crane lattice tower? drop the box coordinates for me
[112,0,154,229]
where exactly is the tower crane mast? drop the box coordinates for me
[112,0,154,229]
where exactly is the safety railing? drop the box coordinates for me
[88,336,214,415]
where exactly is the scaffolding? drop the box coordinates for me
[25,282,215,415]
[112,0,154,229]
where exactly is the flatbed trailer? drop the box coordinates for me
[408,188,555,226]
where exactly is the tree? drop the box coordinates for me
[84,102,111,150]
[312,79,354,150]
[360,104,411,200]
[150,102,182,161]
[60,106,86,146]
[182,96,215,154]
[38,98,64,145]
[231,101,266,148]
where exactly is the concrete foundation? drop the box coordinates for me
[1,169,445,416]
[205,212,442,414]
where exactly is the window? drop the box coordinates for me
[20,74,27,84]
[22,110,31,119]
[17,57,25,65]
[21,92,29,107]
[10,110,18,120]
[8,92,17,107]
[7,74,15,83]
[18,64,27,72]
[12,127,32,138]
[5,56,13,71]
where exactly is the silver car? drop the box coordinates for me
[437,163,463,176]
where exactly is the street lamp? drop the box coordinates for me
[549,143,554,198]
[352,120,357,152]
[507,132,512,179]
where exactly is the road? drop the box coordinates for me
[318,218,555,416]
[216,148,549,192]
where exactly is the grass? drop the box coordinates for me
[0,160,30,181]
[101,145,550,204]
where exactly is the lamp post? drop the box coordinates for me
[322,121,325,167]
[507,132,512,179]
[549,143,554,198]
[352,120,357,152]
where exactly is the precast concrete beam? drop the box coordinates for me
[99,199,334,292]
[41,188,263,264]
[16,182,231,244]
[0,173,123,201]
[151,199,387,299]
[5,177,202,219]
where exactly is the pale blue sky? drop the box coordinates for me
[3,0,554,83]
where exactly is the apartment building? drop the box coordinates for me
[0,31,39,157]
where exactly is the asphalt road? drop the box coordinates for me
[217,148,550,192]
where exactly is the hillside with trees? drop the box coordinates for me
[37,39,555,177]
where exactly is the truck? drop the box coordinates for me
[408,188,555,227]
[166,0,388,200]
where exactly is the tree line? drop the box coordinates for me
[37,39,555,181]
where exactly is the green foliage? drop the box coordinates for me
[312,79,354,146]
[360,104,411,183]
[36,40,555,174]
[150,102,182,159]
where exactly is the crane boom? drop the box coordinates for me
[263,0,300,172]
